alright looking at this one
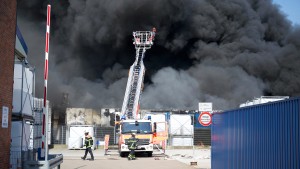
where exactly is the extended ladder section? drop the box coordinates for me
[121,28,156,120]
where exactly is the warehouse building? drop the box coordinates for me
[0,1,17,168]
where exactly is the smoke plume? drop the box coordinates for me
[17,0,300,110]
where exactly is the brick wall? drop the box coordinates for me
[0,0,17,168]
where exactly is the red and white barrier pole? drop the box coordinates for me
[41,4,51,161]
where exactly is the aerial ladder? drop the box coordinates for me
[121,28,156,120]
[117,28,160,157]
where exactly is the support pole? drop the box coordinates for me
[41,4,51,161]
[193,114,195,158]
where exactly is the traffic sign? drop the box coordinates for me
[199,102,212,112]
[198,112,212,126]
[2,106,9,128]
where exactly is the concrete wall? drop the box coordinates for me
[0,0,17,168]
[66,108,117,126]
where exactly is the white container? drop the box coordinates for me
[34,110,43,124]
[68,137,96,149]
[13,64,33,94]
[24,67,33,93]
[48,109,52,145]
[33,123,42,149]
[48,124,52,145]
[12,89,33,116]
[33,98,50,110]
[169,115,193,136]
[33,98,42,110]
[33,109,51,149]
[180,125,193,135]
[156,122,167,133]
[68,126,94,149]
[14,63,23,79]
[171,137,193,146]
[69,126,94,138]
[29,124,34,150]
[145,114,166,122]
[68,137,83,149]
[145,114,166,132]
[11,121,31,151]
[33,114,42,149]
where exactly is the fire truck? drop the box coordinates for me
[117,28,167,157]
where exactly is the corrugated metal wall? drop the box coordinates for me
[211,97,300,169]
[194,128,211,146]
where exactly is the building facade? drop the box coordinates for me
[0,0,17,168]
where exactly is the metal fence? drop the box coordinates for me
[94,126,115,145]
[211,97,300,169]
[51,121,211,146]
[51,125,67,144]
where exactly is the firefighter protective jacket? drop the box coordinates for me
[127,137,139,150]
[85,137,93,148]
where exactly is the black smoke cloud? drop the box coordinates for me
[17,0,300,110]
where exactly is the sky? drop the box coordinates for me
[273,0,300,25]
[17,0,300,111]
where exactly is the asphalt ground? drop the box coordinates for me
[49,147,211,169]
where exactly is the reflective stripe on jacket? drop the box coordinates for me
[128,137,138,150]
[85,137,93,148]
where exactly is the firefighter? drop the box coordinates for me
[81,131,94,161]
[127,133,139,160]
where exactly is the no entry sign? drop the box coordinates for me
[198,112,212,126]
